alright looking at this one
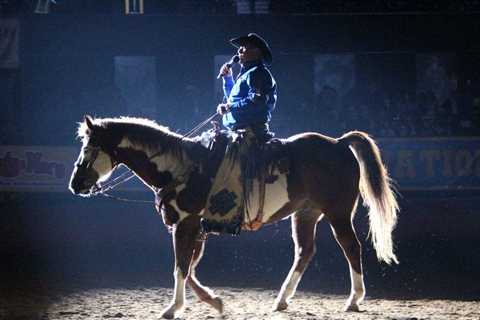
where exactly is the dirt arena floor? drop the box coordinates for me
[2,195,479,319]
[2,286,479,320]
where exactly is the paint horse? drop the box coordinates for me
[69,115,398,319]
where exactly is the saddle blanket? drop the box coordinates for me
[201,134,289,235]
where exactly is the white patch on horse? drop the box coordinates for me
[245,169,289,224]
[152,153,187,178]
[162,268,186,318]
[118,137,135,149]
[275,270,302,309]
[174,269,186,305]
[169,184,189,223]
[284,270,301,299]
[348,268,365,304]
[91,150,114,181]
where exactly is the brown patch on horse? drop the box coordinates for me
[264,199,308,224]
[116,148,174,189]
[176,169,212,215]
[157,201,180,227]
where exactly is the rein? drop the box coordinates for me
[90,112,218,203]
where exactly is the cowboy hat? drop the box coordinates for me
[229,33,273,65]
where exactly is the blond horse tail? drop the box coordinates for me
[339,131,399,264]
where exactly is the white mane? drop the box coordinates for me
[77,116,180,141]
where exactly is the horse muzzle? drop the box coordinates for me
[69,181,93,196]
[69,174,97,196]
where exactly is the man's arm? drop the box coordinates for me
[223,76,234,99]
[219,62,234,98]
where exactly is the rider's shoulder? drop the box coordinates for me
[248,65,272,81]
[250,64,270,73]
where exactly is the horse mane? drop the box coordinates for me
[77,116,192,156]
[77,116,178,138]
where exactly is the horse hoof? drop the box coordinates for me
[161,312,174,319]
[162,312,175,319]
[273,301,288,311]
[210,297,224,314]
[160,306,177,319]
[344,304,360,312]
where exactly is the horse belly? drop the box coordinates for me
[245,170,290,224]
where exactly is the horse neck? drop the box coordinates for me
[115,134,199,190]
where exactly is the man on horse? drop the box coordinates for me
[216,33,277,141]
[201,33,278,234]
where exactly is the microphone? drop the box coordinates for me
[217,55,239,79]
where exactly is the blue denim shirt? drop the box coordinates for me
[222,60,277,130]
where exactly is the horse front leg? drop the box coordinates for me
[274,210,322,311]
[161,215,200,319]
[187,239,223,313]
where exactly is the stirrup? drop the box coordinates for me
[242,210,264,231]
[242,219,263,231]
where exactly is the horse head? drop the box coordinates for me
[69,115,118,196]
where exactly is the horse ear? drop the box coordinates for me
[84,115,94,130]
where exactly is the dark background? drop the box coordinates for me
[2,11,480,144]
[1,0,479,309]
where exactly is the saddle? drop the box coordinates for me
[201,127,288,235]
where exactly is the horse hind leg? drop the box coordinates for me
[328,205,365,312]
[274,209,322,311]
[187,240,223,313]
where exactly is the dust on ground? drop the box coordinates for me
[2,287,479,320]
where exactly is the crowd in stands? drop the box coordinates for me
[274,83,480,138]
[2,71,479,145]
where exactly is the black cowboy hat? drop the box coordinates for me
[229,33,273,65]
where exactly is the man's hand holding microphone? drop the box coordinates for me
[217,103,230,115]
[216,55,239,115]
[217,55,239,79]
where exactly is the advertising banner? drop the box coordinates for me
[380,138,480,190]
[1,138,479,192]
[0,146,145,192]
[0,146,76,192]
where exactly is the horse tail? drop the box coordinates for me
[339,131,399,265]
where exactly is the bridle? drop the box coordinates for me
[81,112,219,204]
[76,145,120,192]
[75,145,101,171]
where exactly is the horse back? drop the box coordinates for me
[282,132,355,164]
[280,132,361,207]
